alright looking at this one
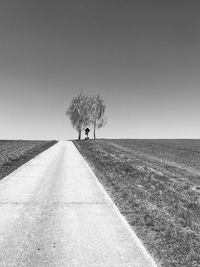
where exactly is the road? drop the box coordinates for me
[0,141,157,266]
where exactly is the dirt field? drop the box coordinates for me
[0,140,57,180]
[74,139,200,267]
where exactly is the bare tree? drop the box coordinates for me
[89,95,106,139]
[66,93,90,140]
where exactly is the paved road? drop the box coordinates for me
[0,141,157,266]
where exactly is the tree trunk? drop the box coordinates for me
[78,129,81,140]
[94,121,96,139]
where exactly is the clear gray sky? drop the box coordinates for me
[1,0,200,140]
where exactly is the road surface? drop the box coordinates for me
[0,141,157,266]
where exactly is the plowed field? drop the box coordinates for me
[74,139,200,267]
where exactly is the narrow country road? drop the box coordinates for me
[0,141,157,266]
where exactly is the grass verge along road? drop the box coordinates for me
[74,139,200,267]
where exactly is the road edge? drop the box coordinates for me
[0,142,59,182]
[72,141,158,267]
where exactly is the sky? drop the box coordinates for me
[0,0,200,140]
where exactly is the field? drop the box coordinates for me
[0,140,57,180]
[74,139,200,267]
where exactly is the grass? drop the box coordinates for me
[74,139,200,267]
[0,140,57,180]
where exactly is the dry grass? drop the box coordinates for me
[0,140,57,180]
[74,139,200,267]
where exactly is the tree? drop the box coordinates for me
[66,93,90,140]
[89,95,106,139]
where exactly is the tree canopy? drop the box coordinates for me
[66,93,91,140]
[66,93,106,140]
[89,95,106,139]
